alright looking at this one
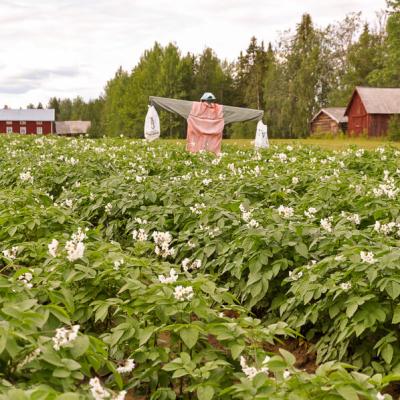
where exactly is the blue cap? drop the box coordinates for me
[200,92,216,101]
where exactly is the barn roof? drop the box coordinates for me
[55,121,91,135]
[311,107,347,124]
[345,87,400,115]
[0,108,55,121]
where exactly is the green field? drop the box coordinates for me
[1,135,399,399]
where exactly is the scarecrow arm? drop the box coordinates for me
[223,105,264,125]
[149,96,193,119]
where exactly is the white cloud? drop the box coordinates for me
[0,0,387,107]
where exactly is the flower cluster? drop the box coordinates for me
[374,221,400,236]
[340,282,352,291]
[19,169,34,183]
[116,358,135,374]
[304,207,317,219]
[105,203,113,214]
[48,239,59,257]
[181,258,202,272]
[360,251,376,264]
[288,270,303,281]
[113,259,124,270]
[132,228,148,242]
[173,285,194,301]
[89,377,126,400]
[277,205,294,219]
[341,212,361,225]
[320,217,333,233]
[152,231,175,258]
[18,270,34,289]
[190,203,206,215]
[158,268,178,284]
[2,246,19,260]
[372,171,399,199]
[65,228,86,262]
[239,355,270,380]
[240,203,259,228]
[52,325,80,351]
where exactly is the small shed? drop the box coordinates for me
[55,121,91,136]
[310,107,348,135]
[344,87,400,136]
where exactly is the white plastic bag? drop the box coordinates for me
[254,120,269,149]
[144,105,160,141]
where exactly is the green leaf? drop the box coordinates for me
[52,368,70,378]
[57,394,81,400]
[382,343,394,365]
[346,303,358,318]
[230,343,245,360]
[172,368,188,378]
[392,305,400,324]
[278,348,296,366]
[295,242,308,258]
[197,386,214,400]
[139,326,154,346]
[336,385,358,400]
[180,327,199,350]
[70,335,90,358]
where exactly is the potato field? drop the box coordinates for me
[1,136,400,399]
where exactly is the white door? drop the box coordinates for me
[37,127,43,134]
[20,127,27,134]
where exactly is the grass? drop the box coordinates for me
[163,137,400,150]
[225,138,400,150]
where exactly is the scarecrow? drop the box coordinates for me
[147,93,267,154]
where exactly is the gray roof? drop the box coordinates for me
[311,107,347,123]
[347,87,400,114]
[55,121,91,135]
[0,108,55,121]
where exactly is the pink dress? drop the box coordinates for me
[186,102,224,154]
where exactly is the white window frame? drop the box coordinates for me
[36,126,43,135]
[6,121,12,125]
[37,121,43,125]
[20,127,27,134]
[6,127,13,134]
[20,121,26,125]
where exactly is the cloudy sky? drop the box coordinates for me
[0,0,386,108]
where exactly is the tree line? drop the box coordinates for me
[42,0,399,138]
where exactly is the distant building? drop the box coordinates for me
[55,121,91,136]
[345,86,400,136]
[310,107,348,135]
[0,109,55,134]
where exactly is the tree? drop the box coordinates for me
[48,98,60,119]
[37,102,43,109]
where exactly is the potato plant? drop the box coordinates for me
[0,135,398,399]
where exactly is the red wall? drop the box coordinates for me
[347,91,368,136]
[0,121,54,134]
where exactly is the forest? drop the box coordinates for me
[41,0,399,139]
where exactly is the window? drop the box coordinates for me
[6,127,12,134]
[20,127,27,134]
[20,121,26,125]
[6,121,12,125]
[37,121,43,125]
[36,127,43,134]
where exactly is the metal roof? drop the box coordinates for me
[311,107,347,124]
[345,87,400,115]
[0,108,55,121]
[55,121,91,135]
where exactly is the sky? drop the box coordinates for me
[0,0,387,108]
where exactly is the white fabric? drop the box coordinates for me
[254,120,269,149]
[144,105,160,141]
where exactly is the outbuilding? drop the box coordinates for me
[310,107,347,135]
[55,121,91,136]
[344,87,400,136]
[0,109,55,134]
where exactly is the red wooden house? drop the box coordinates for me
[345,87,400,137]
[0,109,55,135]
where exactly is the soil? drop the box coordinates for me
[263,337,317,373]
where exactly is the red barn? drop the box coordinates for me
[345,87,400,137]
[0,109,55,135]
